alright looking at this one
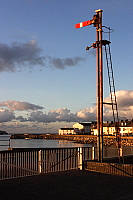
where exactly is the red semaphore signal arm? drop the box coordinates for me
[75,19,93,29]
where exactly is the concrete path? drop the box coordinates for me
[0,170,133,200]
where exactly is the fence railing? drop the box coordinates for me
[83,161,133,177]
[0,147,94,180]
[1,146,133,180]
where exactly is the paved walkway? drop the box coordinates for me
[0,170,133,200]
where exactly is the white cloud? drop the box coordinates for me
[104,90,133,108]
[0,109,15,123]
[0,90,133,130]
[116,90,133,108]
[11,90,133,124]
[0,100,44,111]
[76,107,96,121]
[27,107,96,123]
[104,90,133,120]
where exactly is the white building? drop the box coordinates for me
[58,120,133,136]
[73,122,92,135]
[58,128,75,135]
[91,120,133,136]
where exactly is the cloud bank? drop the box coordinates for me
[0,41,85,72]
[0,90,133,125]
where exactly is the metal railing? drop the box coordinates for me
[83,161,133,177]
[1,146,133,180]
[0,147,93,180]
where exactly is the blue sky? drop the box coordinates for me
[0,0,133,133]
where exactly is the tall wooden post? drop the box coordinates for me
[75,9,104,162]
[95,9,103,162]
[96,11,100,161]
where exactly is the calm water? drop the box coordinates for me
[9,139,91,149]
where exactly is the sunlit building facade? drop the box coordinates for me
[92,120,133,136]
[58,128,75,135]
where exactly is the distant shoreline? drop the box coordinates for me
[10,133,133,146]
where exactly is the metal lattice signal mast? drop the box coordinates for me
[103,39,121,151]
[75,9,121,162]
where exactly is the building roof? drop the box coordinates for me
[60,128,74,130]
[92,119,133,129]
[122,120,133,127]
[79,123,91,126]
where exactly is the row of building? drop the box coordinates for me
[58,119,133,136]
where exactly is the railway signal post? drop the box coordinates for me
[75,9,103,162]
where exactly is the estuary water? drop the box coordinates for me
[9,139,92,149]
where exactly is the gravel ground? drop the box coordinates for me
[0,170,133,200]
